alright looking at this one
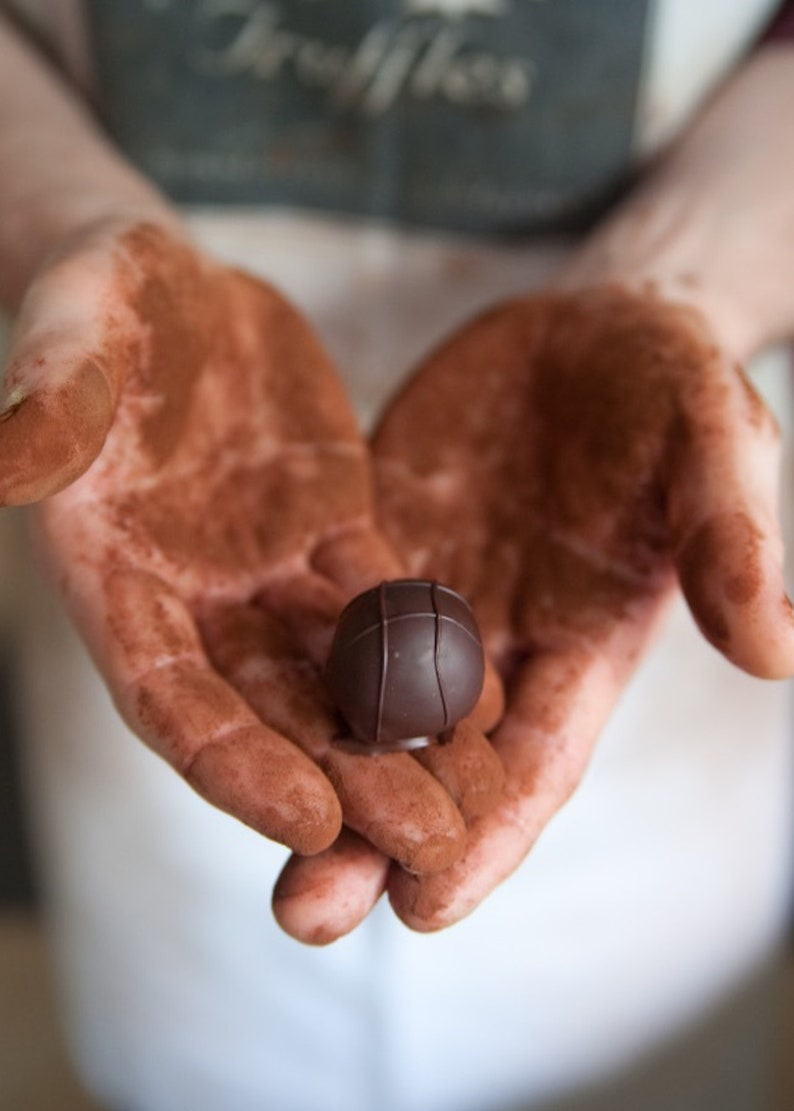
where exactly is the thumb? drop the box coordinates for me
[0,359,114,505]
[0,232,124,505]
[669,367,794,678]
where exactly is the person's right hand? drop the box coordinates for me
[0,219,504,940]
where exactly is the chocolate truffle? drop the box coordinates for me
[326,579,485,754]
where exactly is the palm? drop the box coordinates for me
[67,227,369,599]
[377,287,781,676]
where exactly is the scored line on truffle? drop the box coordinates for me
[330,612,482,652]
[430,581,450,730]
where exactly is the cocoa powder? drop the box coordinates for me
[677,511,763,646]
[374,285,769,671]
[0,358,113,505]
[120,224,216,466]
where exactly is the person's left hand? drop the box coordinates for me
[273,283,794,937]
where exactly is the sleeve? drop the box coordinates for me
[0,0,92,92]
[763,0,794,39]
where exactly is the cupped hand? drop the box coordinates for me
[277,284,794,935]
[0,220,504,929]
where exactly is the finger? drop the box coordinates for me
[321,747,467,873]
[413,718,505,824]
[202,599,468,874]
[255,523,402,665]
[309,520,404,595]
[389,605,665,931]
[255,566,346,666]
[471,656,505,732]
[272,829,389,945]
[0,356,114,505]
[200,596,340,758]
[668,365,794,678]
[0,236,127,505]
[95,569,342,855]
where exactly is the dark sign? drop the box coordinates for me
[85,0,649,234]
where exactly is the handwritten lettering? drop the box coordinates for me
[191,1,534,116]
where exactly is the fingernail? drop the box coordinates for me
[0,386,26,422]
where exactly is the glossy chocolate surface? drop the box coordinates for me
[326,580,484,754]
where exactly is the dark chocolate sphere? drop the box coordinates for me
[326,580,485,754]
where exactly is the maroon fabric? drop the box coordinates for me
[763,0,794,40]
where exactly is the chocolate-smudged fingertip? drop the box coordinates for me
[272,831,389,944]
[0,362,114,505]
[186,732,343,856]
[387,869,455,934]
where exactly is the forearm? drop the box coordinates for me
[561,44,794,361]
[0,12,180,312]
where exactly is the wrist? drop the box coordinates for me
[0,162,182,313]
[558,47,794,363]
[0,10,182,312]
[556,187,773,362]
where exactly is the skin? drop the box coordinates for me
[2,17,794,943]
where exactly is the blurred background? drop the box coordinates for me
[0,504,103,1110]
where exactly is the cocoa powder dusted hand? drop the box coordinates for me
[374,286,794,930]
[275,282,794,936]
[0,219,505,915]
